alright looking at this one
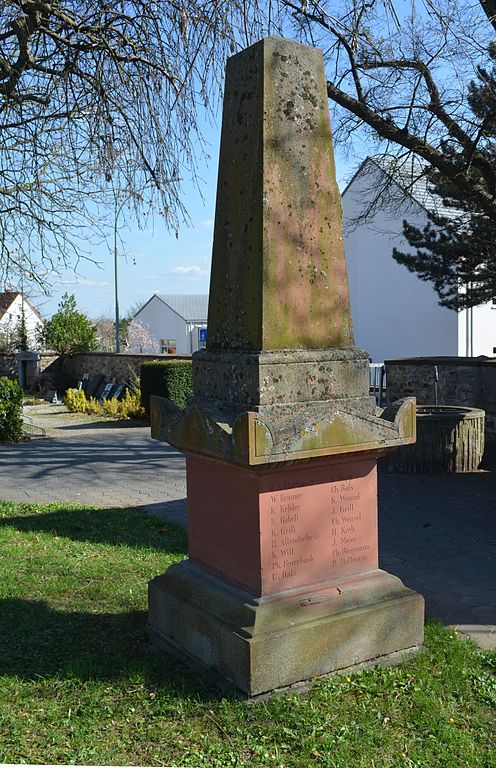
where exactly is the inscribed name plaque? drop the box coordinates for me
[187,455,377,596]
[260,468,377,594]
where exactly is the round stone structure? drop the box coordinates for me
[386,405,485,473]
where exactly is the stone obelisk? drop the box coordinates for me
[148,36,424,697]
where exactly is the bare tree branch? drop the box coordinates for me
[0,0,267,290]
[277,0,495,219]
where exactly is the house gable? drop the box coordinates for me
[341,159,459,361]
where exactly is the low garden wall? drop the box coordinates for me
[32,352,191,394]
[385,356,496,438]
[0,353,16,378]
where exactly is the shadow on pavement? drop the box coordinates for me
[0,438,184,482]
[140,498,188,528]
[54,419,150,431]
[379,470,496,626]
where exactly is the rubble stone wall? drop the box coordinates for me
[36,352,191,394]
[0,353,16,378]
[386,357,496,436]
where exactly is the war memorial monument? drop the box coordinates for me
[148,35,424,697]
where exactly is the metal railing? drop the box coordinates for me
[22,415,47,438]
[369,363,386,407]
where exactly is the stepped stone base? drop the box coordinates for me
[148,561,424,697]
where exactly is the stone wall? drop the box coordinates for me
[385,356,496,437]
[39,353,59,372]
[36,352,192,394]
[0,352,59,382]
[0,353,16,378]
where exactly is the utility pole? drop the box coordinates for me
[114,198,120,353]
[113,191,131,353]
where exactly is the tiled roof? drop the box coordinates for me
[0,291,44,321]
[343,156,464,220]
[0,291,43,321]
[156,294,209,322]
[0,291,19,319]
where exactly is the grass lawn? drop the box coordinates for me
[0,500,495,767]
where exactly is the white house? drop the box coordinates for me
[342,157,496,362]
[0,291,43,350]
[131,294,209,355]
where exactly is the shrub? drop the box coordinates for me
[140,360,193,416]
[65,388,87,413]
[120,389,145,419]
[63,387,145,420]
[84,396,101,415]
[40,293,97,353]
[102,397,120,417]
[0,377,24,442]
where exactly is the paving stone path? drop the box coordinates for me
[1,403,495,647]
[1,404,187,524]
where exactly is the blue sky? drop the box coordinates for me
[42,114,356,321]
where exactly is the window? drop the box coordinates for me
[161,339,176,354]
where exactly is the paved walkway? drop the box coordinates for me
[1,404,187,523]
[1,404,495,648]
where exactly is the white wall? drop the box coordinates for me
[342,165,459,363]
[134,296,191,354]
[458,303,496,357]
[0,294,43,349]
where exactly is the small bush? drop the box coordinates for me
[84,396,101,415]
[63,387,145,420]
[102,397,120,417]
[140,360,193,416]
[65,388,87,413]
[0,377,24,442]
[120,389,145,419]
[23,396,45,406]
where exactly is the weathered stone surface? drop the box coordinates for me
[149,560,424,697]
[207,36,353,352]
[148,36,424,697]
[386,356,496,440]
[150,37,417,466]
[384,405,485,472]
[193,348,370,407]
[151,393,416,465]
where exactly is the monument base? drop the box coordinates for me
[148,560,424,697]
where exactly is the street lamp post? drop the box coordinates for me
[114,216,120,353]
[113,192,130,354]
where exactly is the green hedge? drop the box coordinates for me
[0,376,23,442]
[140,360,193,416]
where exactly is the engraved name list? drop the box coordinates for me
[269,491,320,582]
[262,473,377,591]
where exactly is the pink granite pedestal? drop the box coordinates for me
[148,454,424,696]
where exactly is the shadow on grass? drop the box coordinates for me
[0,598,226,701]
[0,502,188,553]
